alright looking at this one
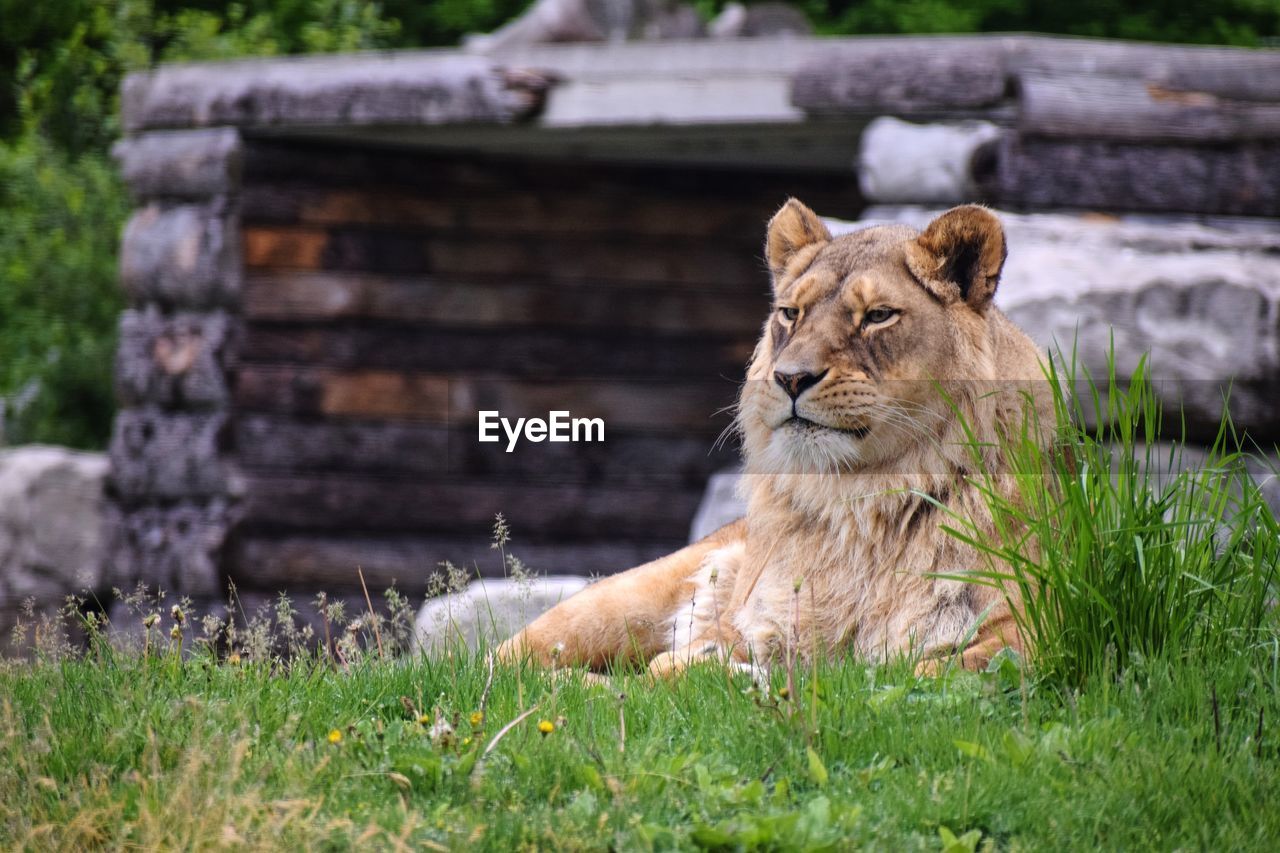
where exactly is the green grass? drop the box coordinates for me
[942,351,1280,689]
[3,358,1278,849]
[3,647,1279,850]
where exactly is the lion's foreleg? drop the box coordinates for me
[496,520,747,670]
[915,607,1025,675]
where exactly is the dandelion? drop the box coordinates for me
[327,729,343,744]
[227,652,241,666]
[470,711,484,727]
[142,613,160,629]
[417,714,431,726]
[169,624,181,641]
[537,719,555,735]
[462,736,473,747]
[170,604,185,625]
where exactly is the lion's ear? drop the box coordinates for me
[905,205,1006,310]
[766,198,832,280]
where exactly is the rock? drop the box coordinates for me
[414,575,590,653]
[688,468,746,543]
[0,447,109,620]
[846,207,1280,442]
[1134,443,1280,520]
[858,117,1001,204]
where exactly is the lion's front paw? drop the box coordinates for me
[914,656,948,678]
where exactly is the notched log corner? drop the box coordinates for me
[103,500,237,598]
[116,308,240,409]
[108,409,240,503]
[120,202,242,309]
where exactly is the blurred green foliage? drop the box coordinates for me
[772,0,1280,44]
[0,0,1276,448]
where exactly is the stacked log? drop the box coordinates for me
[109,129,861,601]
[796,37,1280,217]
[107,128,247,599]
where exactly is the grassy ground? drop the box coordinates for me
[4,362,1277,850]
[3,644,1278,850]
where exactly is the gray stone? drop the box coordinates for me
[845,207,1280,441]
[858,117,1001,204]
[113,128,243,200]
[689,468,746,543]
[414,575,590,653]
[1133,443,1280,520]
[0,447,109,612]
[120,202,241,309]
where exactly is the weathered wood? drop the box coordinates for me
[113,128,243,199]
[103,500,235,596]
[233,415,739,486]
[239,183,776,241]
[238,140,865,220]
[792,41,1008,115]
[242,273,767,333]
[108,409,235,503]
[116,308,239,409]
[978,134,1280,217]
[240,324,754,378]
[240,225,769,285]
[235,367,450,423]
[1018,74,1280,143]
[121,53,547,133]
[796,36,1280,116]
[234,367,737,432]
[228,534,683,591]
[120,202,241,308]
[241,474,705,539]
[1004,38,1280,103]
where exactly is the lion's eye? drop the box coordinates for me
[863,307,898,326]
[778,307,800,322]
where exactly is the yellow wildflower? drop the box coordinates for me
[537,719,555,735]
[227,652,241,666]
[417,714,431,726]
[462,736,473,747]
[327,729,343,744]
[470,711,484,727]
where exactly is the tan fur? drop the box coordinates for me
[498,201,1053,676]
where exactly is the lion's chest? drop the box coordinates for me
[727,502,976,661]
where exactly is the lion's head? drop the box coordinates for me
[739,200,1044,475]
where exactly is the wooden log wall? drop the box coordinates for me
[795,38,1280,217]
[107,128,246,600]
[212,141,861,597]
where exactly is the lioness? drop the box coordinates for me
[498,200,1053,675]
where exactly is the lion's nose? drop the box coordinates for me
[774,369,826,401]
